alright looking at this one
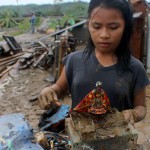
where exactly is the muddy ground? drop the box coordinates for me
[0,28,150,148]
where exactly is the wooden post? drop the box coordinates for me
[57,37,68,78]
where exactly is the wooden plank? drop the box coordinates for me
[19,52,33,59]
[0,52,24,63]
[37,41,49,51]
[32,51,47,67]
[0,66,7,74]
[0,66,14,78]
[0,56,21,67]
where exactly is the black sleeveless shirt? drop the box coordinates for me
[63,50,149,111]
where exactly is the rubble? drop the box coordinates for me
[39,105,70,132]
[66,110,138,150]
[0,39,54,79]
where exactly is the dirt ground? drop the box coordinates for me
[0,67,70,125]
[0,29,150,148]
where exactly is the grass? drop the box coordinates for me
[0,17,42,41]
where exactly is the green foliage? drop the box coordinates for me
[50,5,63,16]
[0,2,88,18]
[0,17,42,41]
[0,11,19,28]
[48,15,72,29]
[18,18,30,31]
[49,18,59,29]
[0,8,20,19]
[63,2,88,17]
[18,17,41,32]
[35,16,40,25]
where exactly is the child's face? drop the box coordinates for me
[88,7,125,54]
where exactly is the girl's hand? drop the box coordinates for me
[38,87,61,110]
[122,109,137,125]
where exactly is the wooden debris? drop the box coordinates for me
[0,52,24,63]
[0,66,14,78]
[32,51,48,67]
[66,110,138,150]
[34,131,49,149]
[37,41,49,51]
[0,55,23,67]
[0,36,62,79]
[0,66,7,74]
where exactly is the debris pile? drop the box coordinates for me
[0,32,77,81]
[0,36,56,79]
[36,104,70,149]
[34,130,70,150]
[19,41,55,70]
[66,110,138,150]
[0,36,23,79]
[38,105,70,132]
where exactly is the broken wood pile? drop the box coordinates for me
[0,36,55,79]
[0,53,24,78]
[19,41,55,70]
[0,36,23,78]
[0,28,77,80]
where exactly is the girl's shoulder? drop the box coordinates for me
[64,50,84,61]
[130,56,145,68]
[62,50,84,65]
[130,56,146,73]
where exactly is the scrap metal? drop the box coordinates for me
[39,104,70,132]
[34,130,70,150]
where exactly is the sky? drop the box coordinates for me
[0,0,90,6]
[0,0,149,6]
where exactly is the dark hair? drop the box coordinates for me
[84,0,133,71]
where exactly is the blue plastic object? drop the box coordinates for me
[0,113,43,150]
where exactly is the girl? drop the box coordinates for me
[38,0,149,125]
